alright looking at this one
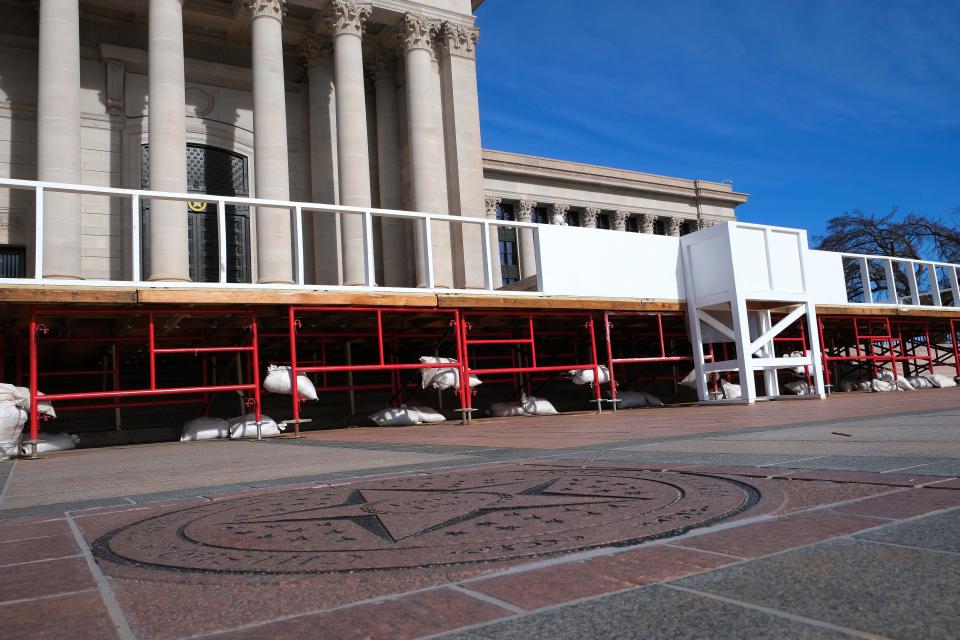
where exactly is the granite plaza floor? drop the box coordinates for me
[2,389,960,639]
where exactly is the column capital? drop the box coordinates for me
[516,199,537,222]
[484,195,501,219]
[666,216,683,236]
[369,48,397,83]
[582,206,602,228]
[612,209,630,231]
[325,0,372,37]
[550,202,570,225]
[638,212,657,234]
[246,0,286,22]
[438,21,480,59]
[397,13,439,53]
[698,216,719,230]
[300,33,334,66]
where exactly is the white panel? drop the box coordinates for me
[768,230,804,293]
[732,227,770,291]
[688,239,733,300]
[537,225,684,299]
[806,250,849,304]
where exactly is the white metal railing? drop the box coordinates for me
[838,251,960,308]
[0,178,545,295]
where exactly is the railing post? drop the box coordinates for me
[927,263,942,307]
[480,220,494,291]
[33,186,44,279]
[363,210,376,286]
[293,205,305,285]
[884,259,898,304]
[906,261,920,305]
[949,267,960,309]
[858,257,871,303]
[130,193,141,282]
[422,215,435,290]
[217,197,228,284]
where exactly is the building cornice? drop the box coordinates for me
[482,149,749,206]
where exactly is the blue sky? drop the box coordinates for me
[474,0,960,237]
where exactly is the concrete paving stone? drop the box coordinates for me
[0,591,119,640]
[673,539,960,640]
[467,544,733,611]
[676,510,881,558]
[441,583,852,640]
[929,478,960,490]
[202,588,511,640]
[833,488,960,519]
[0,556,92,603]
[768,455,951,473]
[855,508,960,553]
[0,532,78,566]
[767,479,896,515]
[891,460,960,476]
[0,517,70,543]
[783,469,938,486]
[571,450,804,467]
[0,498,138,521]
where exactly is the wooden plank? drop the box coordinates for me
[815,304,960,319]
[136,288,440,308]
[0,286,137,304]
[437,294,684,312]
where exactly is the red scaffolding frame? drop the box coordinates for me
[24,307,261,455]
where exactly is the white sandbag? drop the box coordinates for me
[896,377,915,391]
[721,381,742,400]
[410,406,446,423]
[180,417,230,442]
[0,403,28,459]
[680,369,699,389]
[614,390,663,408]
[929,373,957,388]
[788,351,808,376]
[20,433,79,456]
[370,407,421,427]
[908,376,936,389]
[785,381,815,396]
[488,401,527,417]
[227,414,283,439]
[569,366,610,386]
[0,384,56,418]
[871,379,896,392]
[523,396,559,415]
[419,357,481,391]
[262,365,318,401]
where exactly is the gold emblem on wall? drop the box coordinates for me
[187,201,208,213]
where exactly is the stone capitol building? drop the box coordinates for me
[0,0,748,288]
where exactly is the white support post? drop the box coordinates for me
[884,259,898,303]
[804,302,827,397]
[130,193,141,282]
[293,205,305,285]
[362,210,376,286]
[217,197,228,284]
[731,298,757,403]
[480,220,494,291]
[33,186,44,278]
[950,267,960,308]
[927,263,942,307]
[758,309,780,397]
[906,261,920,305]
[422,215,435,289]
[858,257,872,303]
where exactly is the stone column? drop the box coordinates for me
[37,0,82,279]
[438,22,484,288]
[398,13,451,287]
[515,199,537,279]
[484,195,502,287]
[248,0,293,284]
[301,34,341,285]
[582,206,601,229]
[327,0,373,286]
[371,48,410,287]
[550,202,570,225]
[612,209,629,232]
[666,216,683,237]
[638,213,656,234]
[147,0,189,281]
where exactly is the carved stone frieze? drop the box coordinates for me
[484,195,501,219]
[550,202,569,225]
[325,0,372,37]
[582,206,601,228]
[0,212,27,234]
[246,0,286,21]
[613,209,629,231]
[438,22,480,59]
[300,33,334,66]
[397,13,439,52]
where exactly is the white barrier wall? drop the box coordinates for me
[536,224,684,299]
[806,250,850,305]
